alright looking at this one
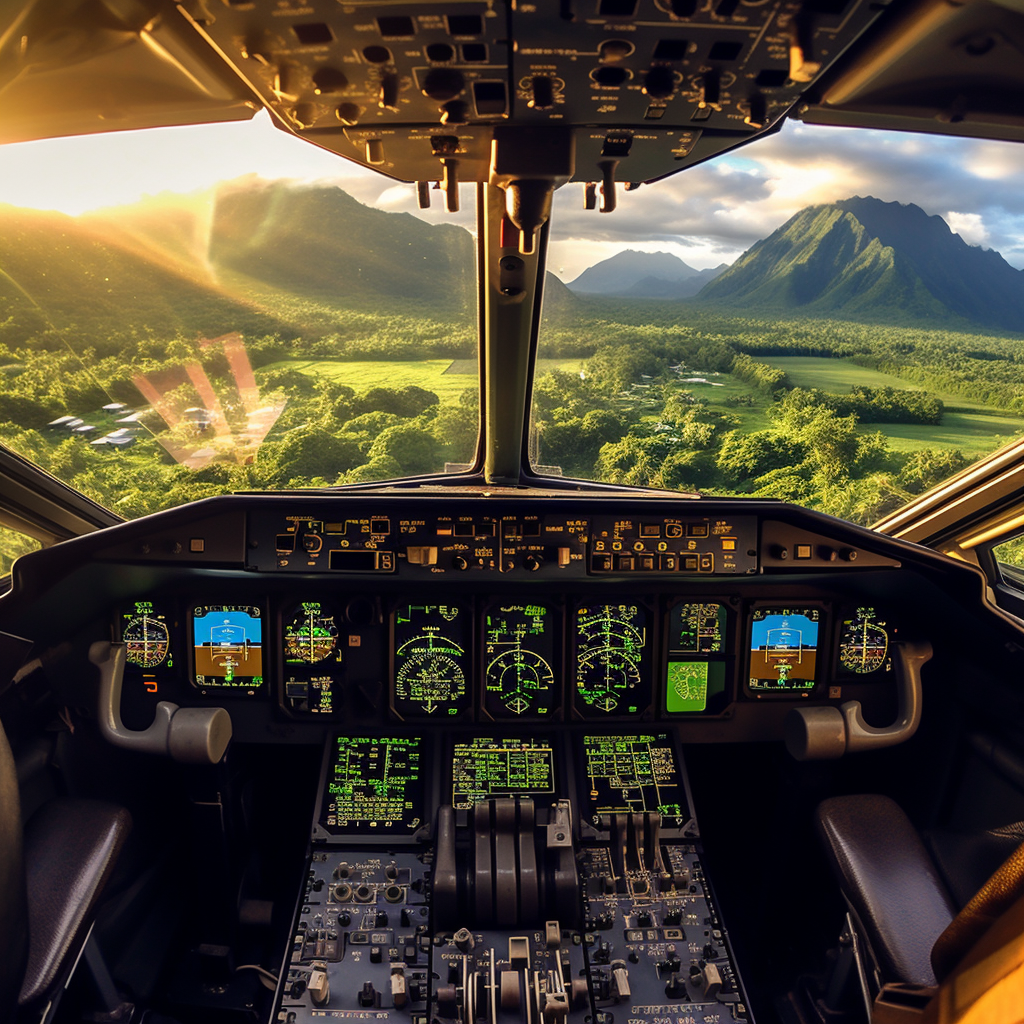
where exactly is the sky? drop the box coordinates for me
[3,109,1024,280]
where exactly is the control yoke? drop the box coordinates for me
[784,640,932,761]
[90,640,232,765]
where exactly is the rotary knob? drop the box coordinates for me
[422,68,465,101]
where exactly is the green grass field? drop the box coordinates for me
[761,356,1010,414]
[265,358,586,405]
[879,412,1024,457]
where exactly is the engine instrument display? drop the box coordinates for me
[282,601,343,715]
[748,605,821,692]
[573,604,651,717]
[838,606,891,675]
[319,736,425,836]
[392,603,471,718]
[121,601,172,669]
[482,604,557,718]
[580,733,688,831]
[665,602,728,714]
[450,737,556,809]
[191,605,264,691]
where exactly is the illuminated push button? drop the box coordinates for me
[616,555,635,571]
[276,533,295,552]
[640,555,655,570]
[721,538,736,551]
[683,555,699,571]
[591,554,613,572]
[406,546,438,565]
[687,523,709,537]
[794,544,813,559]
[190,538,205,553]
[640,523,660,537]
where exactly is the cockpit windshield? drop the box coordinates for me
[3,112,1024,530]
[0,112,478,521]
[535,122,1024,523]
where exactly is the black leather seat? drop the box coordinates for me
[19,798,133,1012]
[0,715,132,1021]
[817,792,1024,996]
[816,795,957,988]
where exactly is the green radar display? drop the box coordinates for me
[392,602,471,718]
[573,603,651,717]
[483,604,557,718]
[665,602,729,714]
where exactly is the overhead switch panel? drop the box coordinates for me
[177,0,889,184]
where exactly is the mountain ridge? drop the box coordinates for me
[568,249,726,298]
[699,196,1024,331]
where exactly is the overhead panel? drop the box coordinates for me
[178,0,888,186]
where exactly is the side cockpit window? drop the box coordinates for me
[0,527,41,578]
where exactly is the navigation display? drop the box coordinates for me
[748,605,821,692]
[282,600,343,715]
[451,737,556,809]
[665,602,728,714]
[483,604,558,718]
[392,602,471,718]
[319,736,425,836]
[573,603,651,717]
[580,733,688,831]
[191,605,264,690]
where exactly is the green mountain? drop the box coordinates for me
[699,197,1024,331]
[0,202,286,343]
[206,176,475,307]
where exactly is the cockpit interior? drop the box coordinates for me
[3,2,1024,1024]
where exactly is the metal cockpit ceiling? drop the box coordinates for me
[5,0,1023,196]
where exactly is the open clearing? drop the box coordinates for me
[760,356,1010,413]
[880,412,1024,456]
[265,358,585,405]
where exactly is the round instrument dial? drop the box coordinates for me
[284,604,338,664]
[123,615,170,668]
[486,648,555,715]
[394,637,466,713]
[574,604,648,715]
[838,608,889,674]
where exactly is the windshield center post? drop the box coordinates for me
[481,128,573,484]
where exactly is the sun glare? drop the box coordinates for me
[0,111,376,216]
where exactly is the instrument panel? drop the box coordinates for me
[116,593,899,724]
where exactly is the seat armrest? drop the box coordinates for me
[816,795,955,987]
[18,799,132,1008]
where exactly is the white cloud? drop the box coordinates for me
[946,212,990,247]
